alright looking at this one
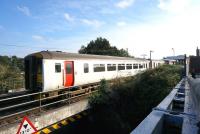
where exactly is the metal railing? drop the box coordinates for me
[0,85,99,124]
[0,79,25,93]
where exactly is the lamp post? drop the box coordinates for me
[150,50,153,69]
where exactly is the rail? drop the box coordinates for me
[0,84,99,126]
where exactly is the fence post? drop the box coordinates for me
[39,92,41,112]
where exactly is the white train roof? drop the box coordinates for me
[25,51,149,61]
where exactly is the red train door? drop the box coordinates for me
[64,61,74,87]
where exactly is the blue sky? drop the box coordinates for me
[0,0,200,58]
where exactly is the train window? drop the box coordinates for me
[66,64,72,74]
[139,64,143,69]
[55,63,61,73]
[107,64,116,71]
[84,63,89,73]
[94,64,105,72]
[133,64,138,69]
[118,64,125,70]
[126,64,132,70]
[146,63,147,68]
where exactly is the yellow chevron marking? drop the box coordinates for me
[61,120,68,125]
[68,117,75,122]
[52,124,60,129]
[76,114,82,119]
[42,128,51,134]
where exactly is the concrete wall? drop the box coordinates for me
[0,99,88,134]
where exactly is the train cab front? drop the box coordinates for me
[25,53,43,92]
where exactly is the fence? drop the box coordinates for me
[0,79,25,93]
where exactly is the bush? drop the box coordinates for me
[89,65,182,134]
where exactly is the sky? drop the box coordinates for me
[0,0,200,59]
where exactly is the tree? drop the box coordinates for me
[79,37,130,57]
[0,55,24,93]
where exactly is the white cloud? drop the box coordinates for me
[32,35,45,41]
[64,13,74,22]
[81,19,104,28]
[17,6,31,16]
[117,21,126,26]
[115,0,135,9]
[105,5,200,59]
[158,0,190,13]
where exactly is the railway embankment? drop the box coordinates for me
[88,65,182,134]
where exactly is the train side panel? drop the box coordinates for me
[73,60,149,86]
[42,59,160,92]
[73,60,110,86]
[43,59,65,92]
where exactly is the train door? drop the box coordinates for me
[64,61,74,87]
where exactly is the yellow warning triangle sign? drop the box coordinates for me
[17,116,37,134]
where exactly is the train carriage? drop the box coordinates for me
[25,51,163,93]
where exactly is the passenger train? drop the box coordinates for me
[25,51,164,93]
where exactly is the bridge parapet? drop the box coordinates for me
[131,78,199,134]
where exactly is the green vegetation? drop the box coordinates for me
[79,37,130,57]
[89,65,182,134]
[0,55,24,93]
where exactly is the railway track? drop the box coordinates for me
[0,90,29,100]
[0,83,100,127]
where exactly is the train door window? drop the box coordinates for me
[126,64,132,70]
[84,63,89,73]
[146,63,147,68]
[55,63,61,73]
[66,64,72,74]
[133,64,138,69]
[107,64,116,71]
[118,64,125,70]
[139,64,143,69]
[94,64,105,72]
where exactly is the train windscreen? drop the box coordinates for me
[25,56,43,92]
